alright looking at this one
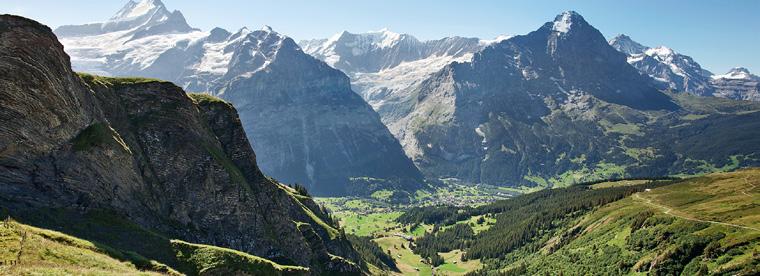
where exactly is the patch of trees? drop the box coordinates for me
[574,176,681,187]
[396,205,470,225]
[399,179,683,264]
[287,182,310,197]
[414,224,474,261]
[346,234,398,272]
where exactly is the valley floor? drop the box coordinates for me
[318,169,760,275]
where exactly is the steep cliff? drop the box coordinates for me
[214,31,424,195]
[0,15,358,274]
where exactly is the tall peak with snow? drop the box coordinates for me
[646,46,677,58]
[609,34,648,55]
[611,34,716,96]
[109,0,166,21]
[55,0,191,37]
[552,11,582,33]
[711,67,760,101]
[713,67,757,80]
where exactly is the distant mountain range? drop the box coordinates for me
[299,30,508,133]
[609,34,759,101]
[298,12,760,188]
[54,1,760,190]
[312,11,760,188]
[55,0,424,196]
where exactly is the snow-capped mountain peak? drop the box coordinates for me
[712,67,756,80]
[552,11,579,33]
[609,34,648,55]
[611,34,758,100]
[369,28,404,48]
[110,0,165,21]
[610,34,716,96]
[479,34,513,45]
[710,67,760,101]
[550,10,589,35]
[102,0,171,31]
[646,46,676,58]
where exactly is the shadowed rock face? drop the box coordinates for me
[395,11,760,187]
[215,34,424,196]
[0,15,358,274]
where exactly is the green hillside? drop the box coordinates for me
[0,219,168,275]
[391,169,760,275]
[0,210,308,276]
[499,169,760,275]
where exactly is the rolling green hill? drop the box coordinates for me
[393,169,760,275]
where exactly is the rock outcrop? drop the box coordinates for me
[0,15,359,274]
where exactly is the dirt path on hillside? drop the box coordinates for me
[741,176,757,197]
[633,193,759,232]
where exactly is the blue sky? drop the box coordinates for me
[2,0,758,73]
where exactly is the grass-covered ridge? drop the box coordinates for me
[171,240,308,276]
[0,218,174,275]
[77,72,167,87]
[188,93,231,106]
[0,209,308,275]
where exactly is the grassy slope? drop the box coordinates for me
[0,220,169,275]
[0,210,308,275]
[498,169,760,275]
[375,236,433,276]
[171,240,308,275]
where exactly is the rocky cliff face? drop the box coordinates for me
[0,15,358,274]
[54,0,424,196]
[214,31,424,195]
[395,11,760,187]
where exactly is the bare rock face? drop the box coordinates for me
[215,33,424,196]
[0,15,358,274]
